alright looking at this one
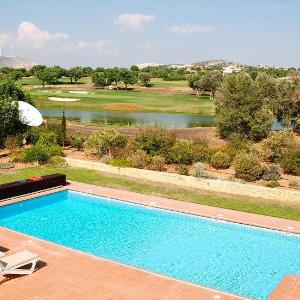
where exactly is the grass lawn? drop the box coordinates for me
[1,166,300,221]
[150,78,188,88]
[30,88,214,114]
[20,76,90,86]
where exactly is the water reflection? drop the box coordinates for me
[40,109,284,129]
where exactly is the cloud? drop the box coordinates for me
[75,41,90,51]
[165,24,214,34]
[272,5,288,10]
[95,39,119,56]
[17,21,69,49]
[114,13,155,31]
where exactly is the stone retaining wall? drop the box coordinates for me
[65,158,300,203]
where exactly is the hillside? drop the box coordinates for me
[0,56,36,69]
[192,59,244,67]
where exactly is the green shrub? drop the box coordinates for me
[23,145,50,164]
[109,158,133,168]
[262,131,297,163]
[47,156,67,168]
[179,164,189,175]
[210,152,231,169]
[0,162,15,169]
[129,150,151,169]
[191,139,212,162]
[289,179,300,188]
[4,135,23,153]
[225,134,252,159]
[281,150,300,175]
[10,148,25,162]
[70,133,86,150]
[134,126,176,156]
[48,145,64,157]
[171,141,193,165]
[262,164,281,181]
[151,155,165,171]
[36,131,58,147]
[193,162,216,179]
[26,120,61,145]
[265,181,280,188]
[23,144,63,165]
[234,153,263,181]
[85,130,127,158]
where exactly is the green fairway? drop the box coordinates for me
[150,78,188,88]
[1,167,299,221]
[20,76,91,86]
[30,88,214,114]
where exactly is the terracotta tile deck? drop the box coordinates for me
[0,181,299,300]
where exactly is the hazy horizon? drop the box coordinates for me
[0,0,299,68]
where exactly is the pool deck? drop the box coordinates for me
[0,181,299,300]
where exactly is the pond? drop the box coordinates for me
[40,109,284,129]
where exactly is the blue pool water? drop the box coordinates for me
[0,190,299,300]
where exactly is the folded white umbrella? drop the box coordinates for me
[18,101,43,127]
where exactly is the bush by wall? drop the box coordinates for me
[262,164,281,181]
[191,139,212,162]
[85,130,127,158]
[129,150,151,169]
[179,164,189,175]
[171,141,194,165]
[151,155,165,171]
[210,151,231,169]
[281,150,300,175]
[133,126,176,157]
[262,131,297,163]
[234,152,263,181]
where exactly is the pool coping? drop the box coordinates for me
[1,181,300,299]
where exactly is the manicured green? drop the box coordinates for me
[1,166,300,220]
[30,88,213,114]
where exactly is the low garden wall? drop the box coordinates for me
[65,158,300,203]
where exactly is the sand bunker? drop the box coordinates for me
[48,97,80,102]
[69,91,89,94]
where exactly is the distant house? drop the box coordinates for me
[223,65,243,75]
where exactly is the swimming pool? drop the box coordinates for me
[0,190,299,300]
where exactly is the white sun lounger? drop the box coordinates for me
[0,250,40,276]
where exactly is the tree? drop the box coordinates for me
[30,65,47,76]
[67,67,84,83]
[0,78,33,145]
[58,111,67,146]
[91,71,107,88]
[130,65,139,72]
[82,67,93,77]
[187,74,201,96]
[215,72,274,141]
[139,72,151,87]
[106,67,121,89]
[273,78,300,131]
[36,68,57,87]
[119,68,137,90]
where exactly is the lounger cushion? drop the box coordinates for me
[0,251,39,269]
[0,260,8,271]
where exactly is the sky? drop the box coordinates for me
[0,0,299,67]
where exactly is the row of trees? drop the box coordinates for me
[187,70,223,98]
[216,72,300,140]
[91,67,151,89]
